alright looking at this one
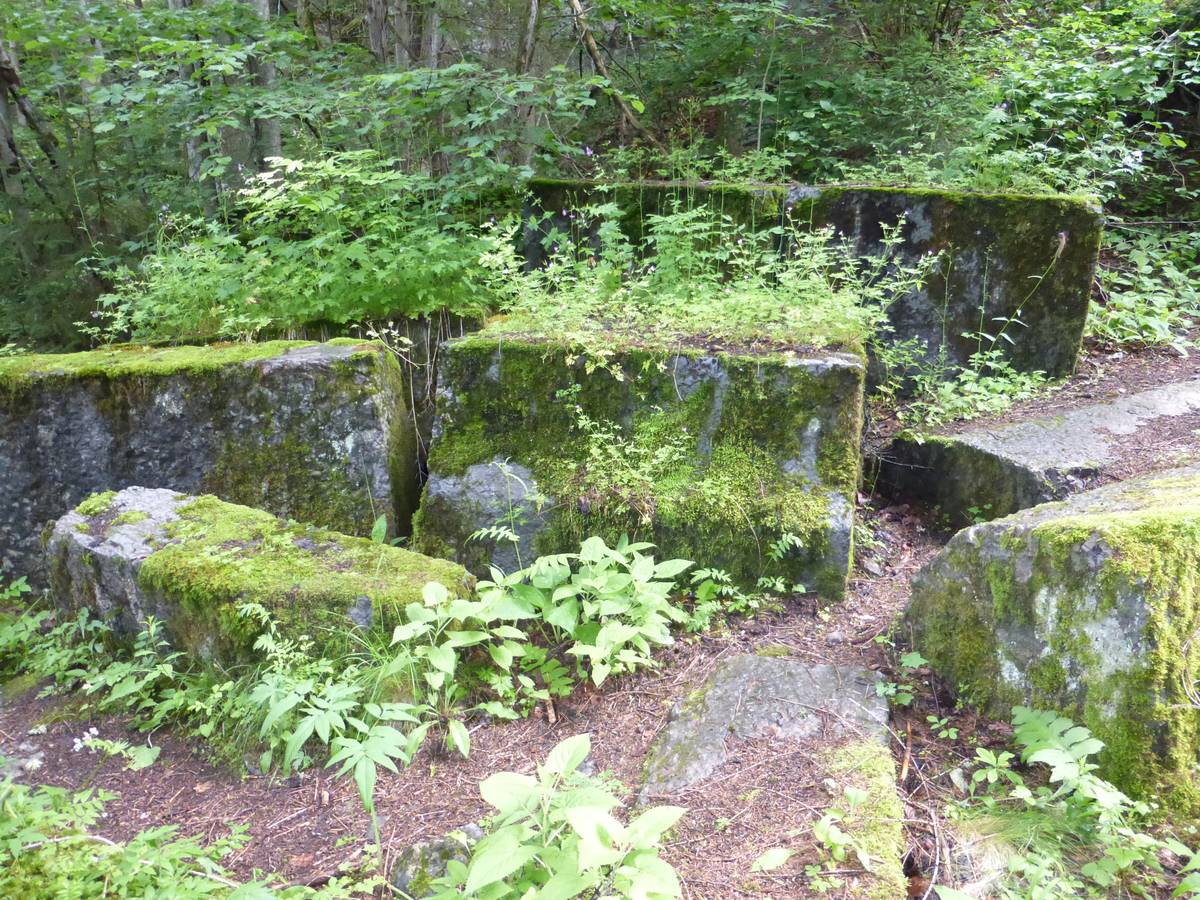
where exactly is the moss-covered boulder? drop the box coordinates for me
[47,487,472,662]
[413,332,864,597]
[0,340,416,583]
[525,178,1102,379]
[906,465,1200,808]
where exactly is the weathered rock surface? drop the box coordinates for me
[641,654,903,899]
[389,824,482,897]
[907,465,1200,808]
[0,340,416,583]
[641,654,888,796]
[414,335,864,597]
[878,377,1200,525]
[46,487,472,662]
[526,178,1102,379]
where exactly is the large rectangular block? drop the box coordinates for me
[0,340,416,582]
[414,334,864,598]
[47,487,471,662]
[525,179,1103,379]
[906,466,1200,809]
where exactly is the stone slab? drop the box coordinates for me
[525,178,1102,379]
[878,377,1200,525]
[46,486,472,662]
[906,465,1200,808]
[414,335,865,597]
[641,654,887,797]
[0,340,416,583]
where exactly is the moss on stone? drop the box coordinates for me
[418,337,863,595]
[0,341,315,395]
[75,491,117,517]
[908,470,1200,811]
[136,494,473,660]
[820,738,908,900]
[112,510,149,527]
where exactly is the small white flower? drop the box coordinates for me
[22,758,42,772]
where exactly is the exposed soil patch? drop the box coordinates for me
[0,503,940,898]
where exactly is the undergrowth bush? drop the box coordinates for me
[952,707,1200,898]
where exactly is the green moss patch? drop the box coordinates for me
[418,339,863,596]
[0,341,319,394]
[907,466,1200,812]
[134,494,473,660]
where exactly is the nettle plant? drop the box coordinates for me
[425,733,684,899]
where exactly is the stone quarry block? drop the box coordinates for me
[906,465,1200,808]
[46,487,472,662]
[413,334,865,597]
[878,378,1200,526]
[640,654,902,899]
[0,340,416,582]
[526,178,1102,379]
[641,654,888,796]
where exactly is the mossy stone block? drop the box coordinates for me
[525,178,1102,379]
[906,465,1200,810]
[0,340,417,584]
[414,333,864,597]
[46,487,473,662]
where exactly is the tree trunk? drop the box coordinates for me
[423,3,441,69]
[365,0,388,61]
[390,0,412,66]
[516,0,539,74]
[0,82,33,268]
[561,0,660,148]
[249,0,282,167]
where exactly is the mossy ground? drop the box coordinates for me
[418,337,863,595]
[909,471,1200,811]
[134,495,472,660]
[821,738,908,900]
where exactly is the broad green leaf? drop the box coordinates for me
[543,733,591,778]
[751,847,794,872]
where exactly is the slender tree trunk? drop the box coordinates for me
[516,0,539,74]
[562,0,661,148]
[423,2,441,69]
[390,0,411,66]
[0,83,33,268]
[365,0,388,61]
[249,0,283,166]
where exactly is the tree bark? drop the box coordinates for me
[365,0,388,61]
[0,81,33,268]
[516,0,539,74]
[248,0,282,167]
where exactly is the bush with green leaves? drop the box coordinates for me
[0,776,376,897]
[424,733,684,899]
[954,707,1200,898]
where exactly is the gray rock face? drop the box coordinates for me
[905,465,1200,806]
[525,179,1102,379]
[0,341,416,583]
[641,654,887,798]
[389,825,483,897]
[415,337,864,597]
[878,377,1200,525]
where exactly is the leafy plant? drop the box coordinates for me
[957,707,1200,898]
[424,733,685,899]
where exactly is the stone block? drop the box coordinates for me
[46,486,472,662]
[414,334,864,597]
[877,378,1200,526]
[0,340,416,582]
[525,178,1103,379]
[906,465,1200,808]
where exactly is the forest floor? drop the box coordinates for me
[1,335,1196,898]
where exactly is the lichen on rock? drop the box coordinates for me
[906,464,1200,810]
[46,486,473,662]
[415,333,864,596]
[0,340,418,583]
